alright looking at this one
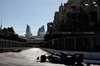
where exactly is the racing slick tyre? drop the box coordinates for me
[40,55,46,62]
[74,53,84,64]
[64,55,75,65]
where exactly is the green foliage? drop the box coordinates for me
[44,34,50,41]
[0,27,26,42]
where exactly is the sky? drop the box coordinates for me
[0,0,68,36]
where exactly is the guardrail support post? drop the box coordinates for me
[64,38,66,50]
[74,37,76,51]
[90,36,93,59]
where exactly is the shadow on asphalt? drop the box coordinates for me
[37,60,86,66]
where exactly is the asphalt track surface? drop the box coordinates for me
[0,48,99,66]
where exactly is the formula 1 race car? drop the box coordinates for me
[40,52,84,65]
[47,52,69,63]
[12,49,21,52]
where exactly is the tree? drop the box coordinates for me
[0,27,25,42]
[8,27,15,34]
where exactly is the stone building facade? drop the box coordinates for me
[47,0,100,34]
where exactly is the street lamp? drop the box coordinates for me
[84,0,89,7]
[92,0,96,4]
[94,4,98,7]
[85,0,98,7]
[92,0,98,7]
[85,3,89,7]
[84,0,99,23]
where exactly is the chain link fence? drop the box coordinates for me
[43,35,100,52]
[0,39,32,49]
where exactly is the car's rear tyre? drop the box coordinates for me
[74,53,84,64]
[40,55,46,62]
[64,55,75,65]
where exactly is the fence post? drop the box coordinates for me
[90,36,93,52]
[0,40,1,48]
[64,38,66,50]
[57,39,59,50]
[74,37,76,51]
[90,36,93,59]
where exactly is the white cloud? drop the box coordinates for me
[31,32,37,36]
[16,31,37,36]
[15,31,25,36]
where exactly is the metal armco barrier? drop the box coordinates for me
[43,35,100,59]
[0,39,30,48]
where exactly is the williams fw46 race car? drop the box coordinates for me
[12,49,21,52]
[39,52,84,65]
